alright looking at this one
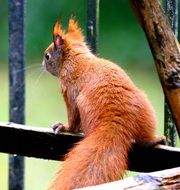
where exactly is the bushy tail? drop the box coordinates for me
[49,125,131,190]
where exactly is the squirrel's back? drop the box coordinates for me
[76,58,156,139]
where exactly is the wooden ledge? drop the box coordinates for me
[0,122,179,172]
[76,167,180,190]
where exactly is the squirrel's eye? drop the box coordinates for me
[45,52,51,60]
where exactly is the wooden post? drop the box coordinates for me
[8,0,25,189]
[129,0,180,137]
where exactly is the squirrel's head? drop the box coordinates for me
[42,18,85,77]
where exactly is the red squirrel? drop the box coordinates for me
[43,18,164,190]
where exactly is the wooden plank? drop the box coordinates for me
[76,167,180,190]
[0,122,82,160]
[129,143,180,172]
[0,122,179,172]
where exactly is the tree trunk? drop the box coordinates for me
[129,0,180,136]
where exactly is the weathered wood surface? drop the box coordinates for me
[129,0,180,136]
[0,122,179,172]
[76,167,180,190]
[0,122,82,160]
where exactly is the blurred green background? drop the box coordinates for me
[0,0,178,190]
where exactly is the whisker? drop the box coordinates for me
[14,67,43,93]
[11,63,42,75]
[31,70,45,95]
[26,67,43,78]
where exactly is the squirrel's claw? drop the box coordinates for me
[52,122,66,134]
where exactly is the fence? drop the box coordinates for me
[1,0,180,189]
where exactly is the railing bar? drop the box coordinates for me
[8,0,25,189]
[86,0,100,54]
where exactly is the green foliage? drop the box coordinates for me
[26,0,86,60]
[1,0,153,68]
[0,0,8,61]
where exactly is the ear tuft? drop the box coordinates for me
[68,18,79,33]
[53,21,64,49]
[53,22,62,36]
[68,18,84,41]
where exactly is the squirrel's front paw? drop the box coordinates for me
[52,122,68,134]
[155,136,167,145]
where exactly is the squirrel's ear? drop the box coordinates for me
[53,21,64,49]
[68,18,84,41]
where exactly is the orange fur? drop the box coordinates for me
[67,18,84,41]
[43,19,160,190]
[53,21,65,38]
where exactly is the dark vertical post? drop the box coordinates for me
[87,0,100,54]
[8,0,25,189]
[164,0,178,146]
